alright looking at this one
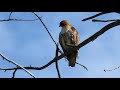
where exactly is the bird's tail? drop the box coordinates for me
[67,50,78,67]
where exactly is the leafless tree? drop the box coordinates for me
[0,12,120,78]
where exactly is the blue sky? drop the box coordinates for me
[0,12,120,78]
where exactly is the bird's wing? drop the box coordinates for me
[70,26,80,45]
[59,33,67,52]
[59,26,80,52]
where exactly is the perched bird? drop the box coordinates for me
[59,20,80,67]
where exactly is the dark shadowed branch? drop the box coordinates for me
[9,12,12,19]
[55,44,61,78]
[33,12,57,46]
[76,20,120,50]
[32,12,69,61]
[32,12,65,56]
[33,12,62,78]
[12,69,17,78]
[82,12,112,21]
[76,62,88,71]
[92,19,120,22]
[1,20,120,72]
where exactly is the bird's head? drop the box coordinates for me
[59,20,71,27]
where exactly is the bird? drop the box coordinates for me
[59,20,80,67]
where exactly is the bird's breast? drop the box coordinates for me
[61,26,72,34]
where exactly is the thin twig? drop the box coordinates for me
[0,19,38,22]
[9,12,12,19]
[0,53,37,78]
[104,66,120,72]
[55,44,61,78]
[82,12,112,21]
[12,69,17,78]
[33,12,57,46]
[76,62,88,71]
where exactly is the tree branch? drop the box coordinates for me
[77,20,120,50]
[32,12,66,58]
[12,69,17,78]
[76,62,88,71]
[0,53,37,78]
[104,66,120,72]
[82,12,112,21]
[92,19,120,22]
[9,12,12,19]
[0,19,38,22]
[0,12,38,22]
[55,44,61,78]
[32,12,57,46]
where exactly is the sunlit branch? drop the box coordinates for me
[0,53,37,78]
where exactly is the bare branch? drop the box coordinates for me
[55,44,61,78]
[82,12,112,21]
[104,66,120,72]
[9,12,12,19]
[92,19,120,22]
[33,12,57,46]
[32,12,66,60]
[0,53,37,78]
[0,12,38,22]
[12,69,17,78]
[77,20,120,49]
[0,19,38,22]
[33,12,62,78]
[76,62,88,71]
